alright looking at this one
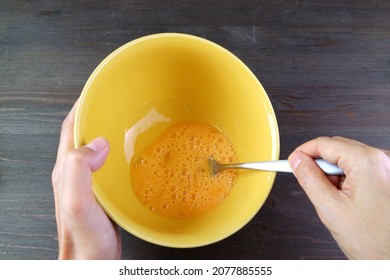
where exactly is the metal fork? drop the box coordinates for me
[209,158,344,176]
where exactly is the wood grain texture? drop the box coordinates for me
[1,0,389,259]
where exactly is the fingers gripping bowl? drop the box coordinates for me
[74,33,279,248]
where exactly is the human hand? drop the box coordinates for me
[52,100,121,259]
[288,136,390,259]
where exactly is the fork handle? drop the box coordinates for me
[232,159,344,175]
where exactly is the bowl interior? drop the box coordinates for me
[75,33,279,247]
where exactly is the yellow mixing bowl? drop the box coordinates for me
[75,33,279,248]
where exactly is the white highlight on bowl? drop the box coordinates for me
[124,107,171,163]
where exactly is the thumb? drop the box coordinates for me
[288,151,339,207]
[82,137,110,171]
[61,137,110,215]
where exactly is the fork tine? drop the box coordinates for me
[208,158,219,175]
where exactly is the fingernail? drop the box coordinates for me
[86,137,109,152]
[289,151,304,171]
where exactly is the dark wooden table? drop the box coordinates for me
[1,0,389,260]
